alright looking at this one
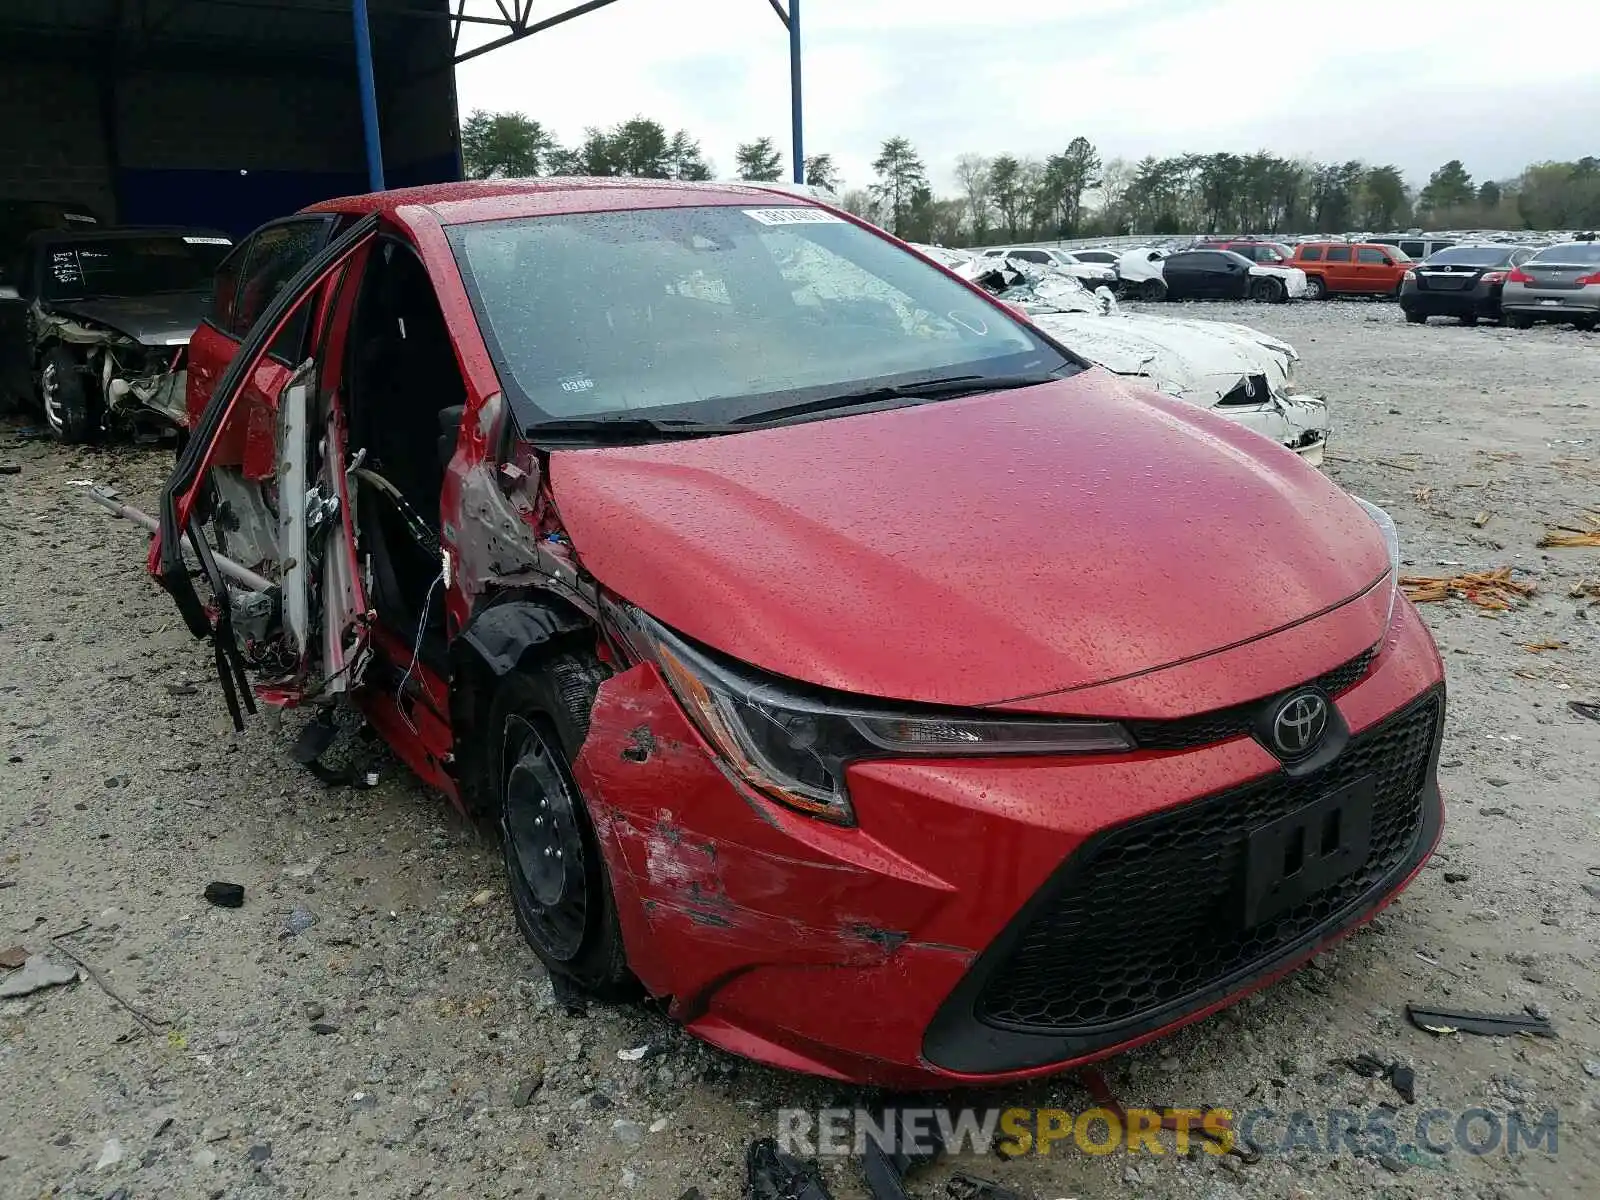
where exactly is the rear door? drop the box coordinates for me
[1321,244,1354,291]
[1162,252,1200,298]
[188,215,335,460]
[157,215,379,727]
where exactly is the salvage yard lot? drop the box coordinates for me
[2,300,1598,1200]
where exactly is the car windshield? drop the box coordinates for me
[448,205,1073,427]
[42,234,232,301]
[1426,247,1508,266]
[1531,242,1600,265]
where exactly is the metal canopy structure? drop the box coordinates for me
[0,0,805,229]
[436,0,806,185]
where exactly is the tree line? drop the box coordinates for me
[460,110,1600,244]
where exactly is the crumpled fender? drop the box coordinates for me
[571,662,960,1016]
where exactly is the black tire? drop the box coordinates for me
[38,346,97,443]
[1459,313,1478,327]
[1573,316,1598,333]
[1505,312,1534,330]
[1304,275,1329,301]
[1137,278,1167,302]
[1250,276,1286,304]
[489,650,634,999]
[1404,310,1427,324]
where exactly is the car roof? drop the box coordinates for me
[301,176,816,226]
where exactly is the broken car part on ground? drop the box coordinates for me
[117,178,1446,1089]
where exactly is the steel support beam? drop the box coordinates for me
[352,0,386,190]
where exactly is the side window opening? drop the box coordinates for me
[1325,246,1352,263]
[1299,246,1324,262]
[1357,248,1386,264]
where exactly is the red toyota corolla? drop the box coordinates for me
[153,179,1445,1089]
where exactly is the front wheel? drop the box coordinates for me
[1137,278,1167,302]
[490,652,634,999]
[1251,277,1286,304]
[39,347,97,443]
[1304,276,1328,301]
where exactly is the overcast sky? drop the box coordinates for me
[454,0,1600,193]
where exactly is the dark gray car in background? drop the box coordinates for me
[1500,241,1600,330]
[1400,244,1536,325]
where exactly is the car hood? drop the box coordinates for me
[50,293,209,346]
[550,373,1388,709]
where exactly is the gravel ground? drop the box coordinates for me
[2,298,1598,1200]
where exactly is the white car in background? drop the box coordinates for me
[979,245,1118,288]
[912,244,1329,464]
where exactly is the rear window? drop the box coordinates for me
[1426,247,1509,267]
[1298,246,1324,262]
[1531,242,1600,264]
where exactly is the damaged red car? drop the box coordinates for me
[153,180,1446,1089]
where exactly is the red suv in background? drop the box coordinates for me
[1289,242,1413,299]
[1196,237,1295,265]
[161,180,1447,1088]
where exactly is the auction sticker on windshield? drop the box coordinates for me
[743,208,846,226]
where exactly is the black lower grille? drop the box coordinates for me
[975,689,1441,1035]
[1125,646,1376,752]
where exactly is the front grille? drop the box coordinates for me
[975,689,1440,1035]
[1125,646,1375,752]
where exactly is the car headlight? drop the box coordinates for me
[1352,496,1401,626]
[634,616,1133,826]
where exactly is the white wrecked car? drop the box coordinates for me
[1115,246,1308,303]
[978,246,1119,288]
[913,245,1329,464]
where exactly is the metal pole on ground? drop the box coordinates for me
[353,0,386,192]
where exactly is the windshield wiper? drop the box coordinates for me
[526,416,746,443]
[729,372,1064,425]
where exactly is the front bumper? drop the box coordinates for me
[572,599,1445,1088]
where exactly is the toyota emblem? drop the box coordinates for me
[1271,691,1328,758]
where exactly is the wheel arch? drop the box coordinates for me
[449,588,597,818]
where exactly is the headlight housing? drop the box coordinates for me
[1352,496,1401,626]
[632,615,1133,826]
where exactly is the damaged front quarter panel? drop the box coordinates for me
[570,660,960,1016]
